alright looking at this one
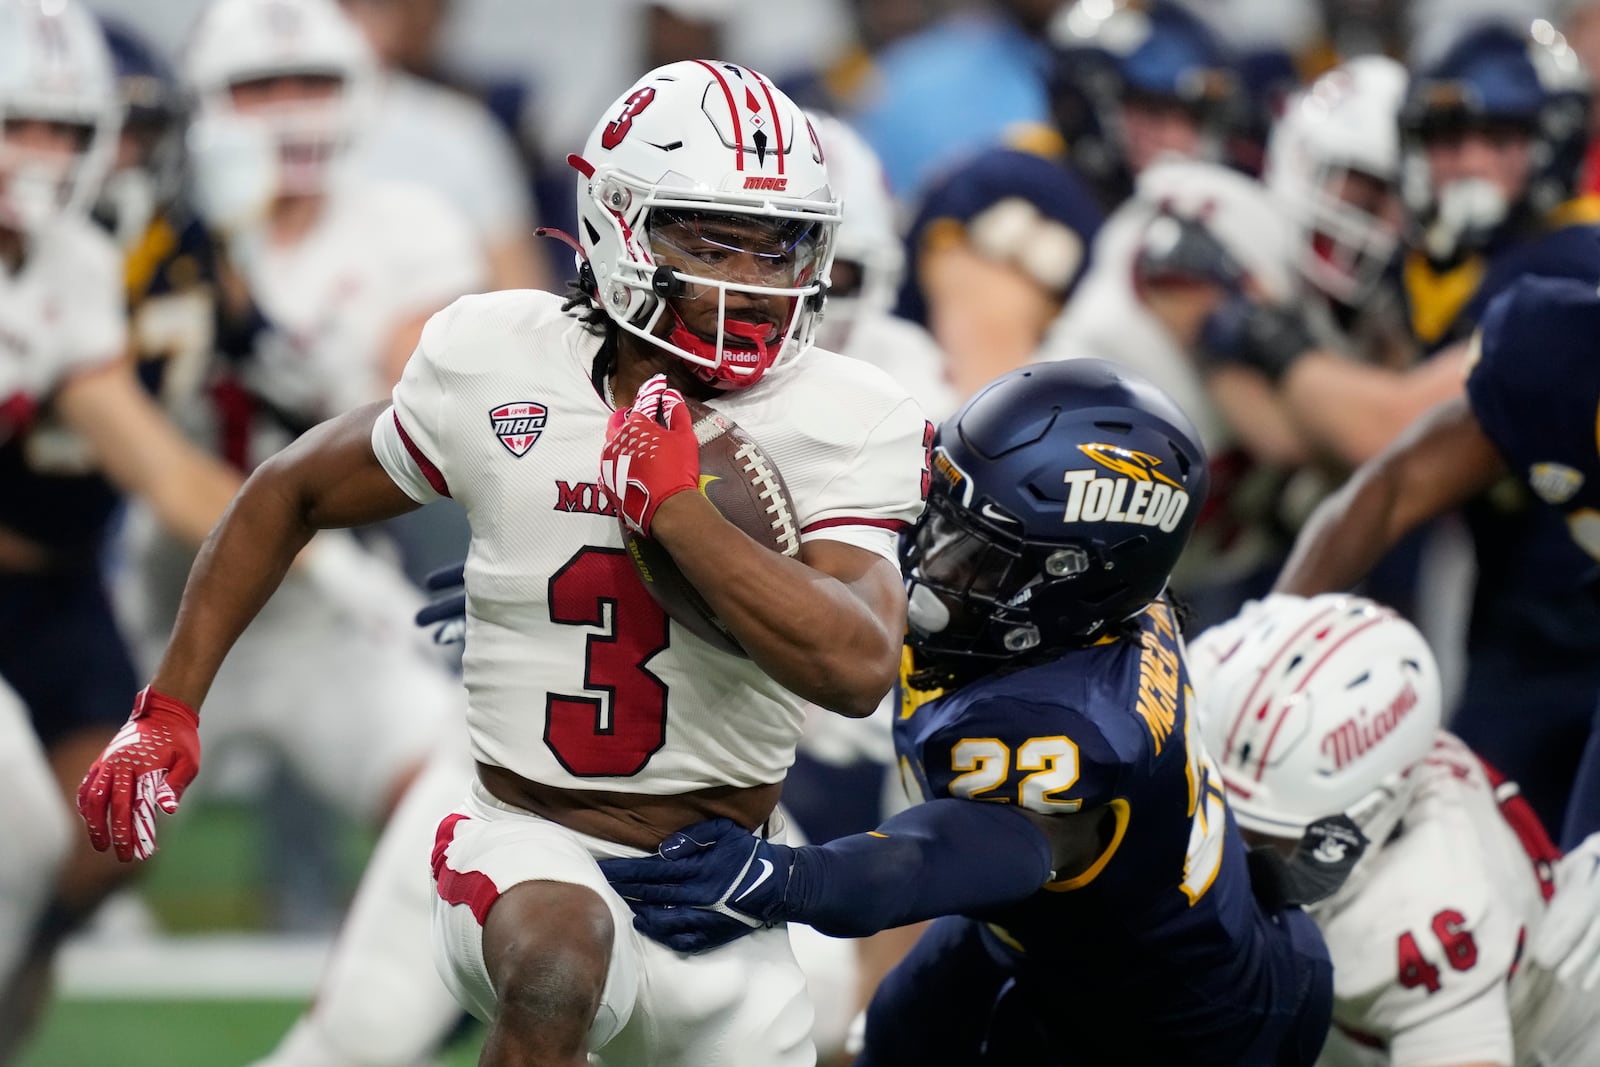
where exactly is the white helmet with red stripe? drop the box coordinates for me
[1188,592,1441,850]
[181,0,377,229]
[571,60,841,390]
[0,0,121,235]
[1264,54,1407,306]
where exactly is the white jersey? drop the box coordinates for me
[371,289,929,795]
[239,179,484,437]
[0,214,124,443]
[1314,732,1600,1067]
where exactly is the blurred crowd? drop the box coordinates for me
[9,0,1600,1063]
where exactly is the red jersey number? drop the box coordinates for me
[545,547,669,776]
[1396,908,1479,995]
[601,88,657,150]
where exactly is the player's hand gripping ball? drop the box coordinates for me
[601,374,800,656]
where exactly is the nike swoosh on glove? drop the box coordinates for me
[598,817,796,954]
[598,373,700,536]
[76,686,201,862]
[1533,832,1600,992]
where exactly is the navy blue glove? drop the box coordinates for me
[414,560,466,645]
[598,817,796,954]
[1198,295,1318,385]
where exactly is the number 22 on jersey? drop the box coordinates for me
[943,704,1227,903]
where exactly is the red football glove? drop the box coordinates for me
[77,686,201,862]
[600,374,701,536]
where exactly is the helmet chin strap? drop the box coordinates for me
[666,312,778,389]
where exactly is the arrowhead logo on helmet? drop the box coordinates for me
[1062,441,1192,531]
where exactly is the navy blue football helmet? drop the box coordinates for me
[95,16,188,245]
[1045,0,1237,206]
[901,358,1209,674]
[1399,21,1591,266]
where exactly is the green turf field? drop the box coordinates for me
[15,796,491,1066]
[19,999,483,1066]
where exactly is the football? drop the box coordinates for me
[620,398,800,656]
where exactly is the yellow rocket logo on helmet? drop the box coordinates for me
[1063,443,1192,532]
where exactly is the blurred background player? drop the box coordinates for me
[1220,19,1600,843]
[1046,0,1241,209]
[1191,592,1600,1065]
[1035,159,1316,627]
[1263,54,1415,386]
[602,358,1337,1067]
[0,0,264,1055]
[888,0,1151,399]
[338,0,554,293]
[1277,275,1600,851]
[108,0,480,942]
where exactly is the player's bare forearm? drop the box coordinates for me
[152,402,422,707]
[1280,347,1466,466]
[650,492,904,717]
[57,362,245,548]
[1275,397,1505,595]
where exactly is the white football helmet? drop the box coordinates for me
[1265,55,1407,306]
[181,0,377,228]
[805,111,902,355]
[1130,159,1299,304]
[1189,593,1442,852]
[0,0,121,235]
[571,60,841,390]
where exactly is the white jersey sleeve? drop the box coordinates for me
[372,298,468,503]
[721,349,929,565]
[1318,777,1523,1066]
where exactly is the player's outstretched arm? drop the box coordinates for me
[1274,396,1506,596]
[77,401,422,861]
[599,799,1054,951]
[55,361,246,549]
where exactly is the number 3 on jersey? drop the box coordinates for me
[545,547,670,777]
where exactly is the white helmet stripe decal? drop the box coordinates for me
[1251,614,1388,781]
[1221,602,1343,764]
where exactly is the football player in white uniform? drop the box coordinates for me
[1190,593,1600,1066]
[1035,159,1316,625]
[110,0,483,844]
[247,105,943,1067]
[78,59,928,1067]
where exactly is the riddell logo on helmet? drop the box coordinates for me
[1320,683,1420,770]
[743,176,788,191]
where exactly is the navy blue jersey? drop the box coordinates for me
[1469,274,1600,573]
[1401,212,1600,657]
[893,603,1323,1063]
[894,136,1103,328]
[0,213,217,562]
[1401,208,1600,353]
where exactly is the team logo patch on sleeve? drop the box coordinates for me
[1529,462,1584,505]
[490,402,548,457]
